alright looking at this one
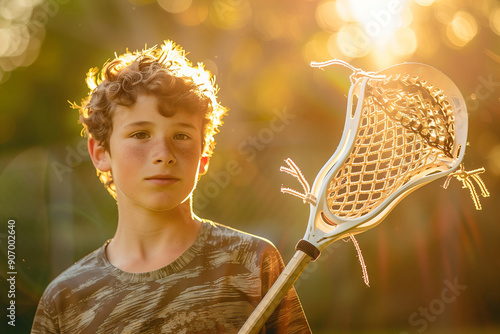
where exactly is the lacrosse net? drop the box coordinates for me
[310,60,489,220]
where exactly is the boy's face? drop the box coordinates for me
[90,94,208,212]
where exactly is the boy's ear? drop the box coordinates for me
[88,137,111,172]
[198,156,210,176]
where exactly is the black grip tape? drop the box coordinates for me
[295,239,321,261]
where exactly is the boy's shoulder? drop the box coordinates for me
[40,243,107,301]
[204,220,278,253]
[202,220,283,270]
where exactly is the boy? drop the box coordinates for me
[31,41,311,333]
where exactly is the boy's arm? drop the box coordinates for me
[259,245,312,334]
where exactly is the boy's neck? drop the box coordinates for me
[105,200,202,273]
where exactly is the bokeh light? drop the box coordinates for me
[254,10,284,41]
[315,1,344,32]
[414,0,436,6]
[336,0,356,22]
[311,0,498,63]
[303,32,331,63]
[399,4,413,28]
[433,1,458,25]
[488,144,500,176]
[173,3,208,26]
[390,26,417,56]
[315,0,416,62]
[0,0,49,84]
[414,24,440,58]
[157,0,192,14]
[446,10,479,48]
[208,0,252,30]
[336,23,372,58]
[489,6,500,36]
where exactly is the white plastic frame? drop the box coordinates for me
[303,63,468,252]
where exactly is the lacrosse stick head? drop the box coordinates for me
[304,62,467,250]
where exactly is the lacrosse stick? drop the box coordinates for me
[239,60,488,334]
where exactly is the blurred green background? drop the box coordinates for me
[0,0,499,333]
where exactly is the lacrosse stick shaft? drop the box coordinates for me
[238,250,312,334]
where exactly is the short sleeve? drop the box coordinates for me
[31,295,59,334]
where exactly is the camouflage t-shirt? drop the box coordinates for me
[31,221,311,333]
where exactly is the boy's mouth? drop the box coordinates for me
[145,174,179,185]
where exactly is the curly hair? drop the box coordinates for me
[74,41,227,198]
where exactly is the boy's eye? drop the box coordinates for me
[174,133,191,140]
[132,132,150,139]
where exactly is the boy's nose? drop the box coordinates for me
[152,139,176,165]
